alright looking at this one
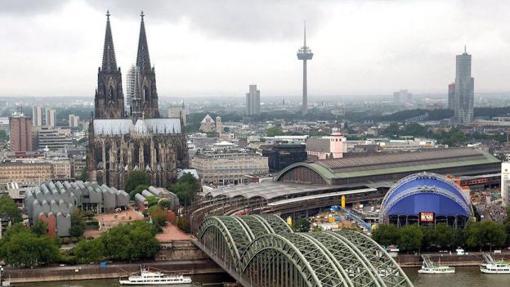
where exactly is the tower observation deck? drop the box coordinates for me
[297,23,313,113]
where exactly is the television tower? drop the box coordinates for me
[297,22,313,113]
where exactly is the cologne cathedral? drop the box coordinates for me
[87,12,188,189]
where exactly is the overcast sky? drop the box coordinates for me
[1,0,510,99]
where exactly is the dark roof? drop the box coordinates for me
[276,148,500,183]
[306,138,329,153]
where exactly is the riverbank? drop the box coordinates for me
[397,252,510,267]
[6,260,225,284]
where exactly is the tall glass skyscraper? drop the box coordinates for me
[453,48,474,124]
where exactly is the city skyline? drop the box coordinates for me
[2,0,510,98]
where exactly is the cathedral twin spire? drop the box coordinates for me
[94,11,159,120]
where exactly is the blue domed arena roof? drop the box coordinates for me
[380,172,471,220]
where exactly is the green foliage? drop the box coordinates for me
[130,184,150,200]
[293,218,311,232]
[125,171,150,194]
[465,221,507,250]
[398,225,423,252]
[31,221,48,236]
[158,199,172,209]
[146,196,159,208]
[0,130,8,141]
[0,195,22,223]
[266,126,284,137]
[372,224,400,247]
[168,173,201,208]
[69,209,85,238]
[73,239,104,264]
[101,221,160,261]
[420,224,456,251]
[149,206,167,231]
[79,167,88,182]
[176,216,191,233]
[0,224,59,267]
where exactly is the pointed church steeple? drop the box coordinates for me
[102,10,117,72]
[132,11,159,119]
[136,11,151,72]
[94,10,125,119]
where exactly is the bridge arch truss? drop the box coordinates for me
[196,215,413,287]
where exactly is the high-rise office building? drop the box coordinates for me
[68,114,80,128]
[32,106,43,127]
[297,23,313,113]
[126,65,138,113]
[246,84,261,116]
[453,47,474,124]
[45,108,56,128]
[448,83,455,110]
[9,112,32,152]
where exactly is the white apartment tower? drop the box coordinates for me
[501,162,510,207]
[246,84,261,116]
[32,106,43,127]
[45,108,56,128]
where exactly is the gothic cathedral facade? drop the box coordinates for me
[87,12,188,189]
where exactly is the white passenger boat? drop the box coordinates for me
[119,267,192,285]
[418,265,455,274]
[418,255,455,274]
[480,253,510,274]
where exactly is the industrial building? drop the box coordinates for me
[25,181,129,236]
[277,148,500,186]
[379,172,472,228]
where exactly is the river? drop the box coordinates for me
[17,267,510,287]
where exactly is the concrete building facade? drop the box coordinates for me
[246,84,261,116]
[453,48,474,124]
[192,153,268,185]
[9,113,32,152]
[32,106,44,127]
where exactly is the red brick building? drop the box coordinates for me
[9,113,33,152]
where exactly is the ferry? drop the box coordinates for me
[119,267,192,285]
[480,253,510,274]
[418,255,455,274]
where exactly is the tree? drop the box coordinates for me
[73,239,104,264]
[0,224,59,267]
[79,166,88,182]
[266,126,284,137]
[0,195,22,223]
[31,221,48,236]
[398,225,423,252]
[149,206,167,231]
[125,171,150,194]
[372,224,400,247]
[168,173,201,207]
[146,196,159,208]
[101,221,160,261]
[130,184,150,200]
[69,209,85,238]
[434,224,456,250]
[0,130,8,141]
[293,218,311,232]
[466,221,507,250]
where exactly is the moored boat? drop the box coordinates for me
[119,266,192,285]
[418,255,455,274]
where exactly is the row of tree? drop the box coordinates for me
[373,222,509,252]
[72,221,160,264]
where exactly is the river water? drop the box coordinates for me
[18,267,510,287]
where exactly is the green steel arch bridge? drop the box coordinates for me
[194,214,413,287]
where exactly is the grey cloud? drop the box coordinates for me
[86,0,324,40]
[0,0,63,15]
